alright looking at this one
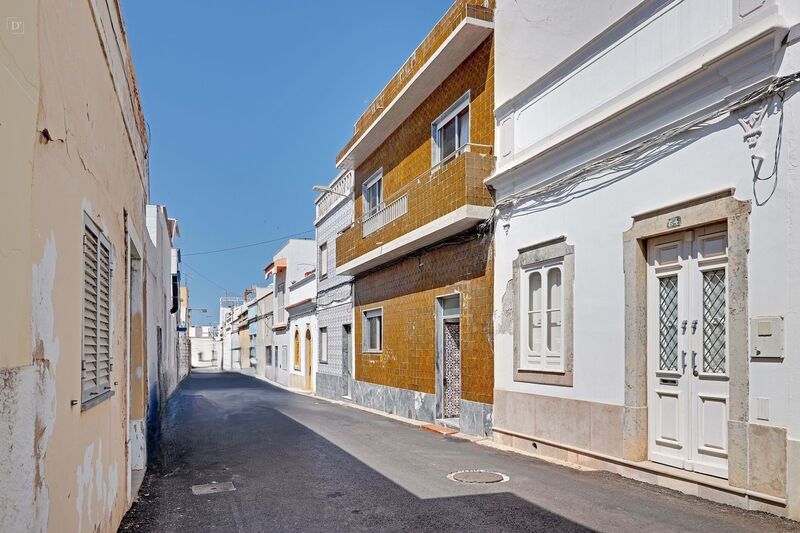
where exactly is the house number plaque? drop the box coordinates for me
[667,216,682,229]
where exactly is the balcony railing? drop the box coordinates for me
[336,145,494,269]
[336,1,494,164]
[363,194,408,237]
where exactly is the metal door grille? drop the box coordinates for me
[702,269,726,374]
[658,276,679,371]
[443,322,461,418]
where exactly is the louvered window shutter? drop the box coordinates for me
[82,221,112,404]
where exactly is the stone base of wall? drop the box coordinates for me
[461,399,492,437]
[493,429,788,517]
[350,380,492,437]
[316,372,347,401]
[494,389,625,457]
[493,388,794,518]
[352,380,437,424]
[288,373,307,390]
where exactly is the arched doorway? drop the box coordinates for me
[305,328,313,390]
[293,330,300,370]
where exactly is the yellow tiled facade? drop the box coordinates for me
[354,236,494,404]
[337,0,494,163]
[336,36,495,266]
[339,14,495,406]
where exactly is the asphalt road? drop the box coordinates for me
[119,371,799,532]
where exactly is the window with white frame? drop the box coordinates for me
[521,260,564,372]
[319,242,328,279]
[433,92,470,164]
[281,345,288,368]
[319,327,328,363]
[362,308,382,353]
[363,169,383,217]
[82,216,113,405]
[276,282,285,323]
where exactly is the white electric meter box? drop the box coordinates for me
[750,316,784,359]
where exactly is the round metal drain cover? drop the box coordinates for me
[448,470,509,484]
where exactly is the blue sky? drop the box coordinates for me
[123,1,453,325]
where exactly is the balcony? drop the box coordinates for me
[336,147,494,276]
[336,1,493,169]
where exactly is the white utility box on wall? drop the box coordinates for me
[750,316,784,359]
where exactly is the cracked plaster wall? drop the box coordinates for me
[0,0,150,531]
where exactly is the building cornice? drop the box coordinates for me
[489,24,789,201]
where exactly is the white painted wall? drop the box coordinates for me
[190,336,220,368]
[494,0,640,108]
[493,0,800,439]
[265,239,316,386]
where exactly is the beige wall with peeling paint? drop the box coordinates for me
[0,0,38,369]
[0,0,153,531]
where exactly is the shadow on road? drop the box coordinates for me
[119,371,590,532]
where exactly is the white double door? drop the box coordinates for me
[647,224,729,479]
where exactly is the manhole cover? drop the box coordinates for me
[191,481,236,495]
[448,470,509,484]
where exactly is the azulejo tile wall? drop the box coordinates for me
[336,36,495,268]
[354,232,494,405]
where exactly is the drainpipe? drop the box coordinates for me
[170,274,179,314]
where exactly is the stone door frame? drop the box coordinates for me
[622,188,751,488]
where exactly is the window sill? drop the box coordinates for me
[513,368,573,387]
[363,350,382,355]
[81,389,115,411]
[518,366,565,374]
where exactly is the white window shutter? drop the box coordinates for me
[81,221,113,405]
[82,230,99,402]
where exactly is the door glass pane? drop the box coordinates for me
[440,118,457,160]
[702,269,726,374]
[457,108,469,149]
[547,268,562,353]
[658,276,679,371]
[527,272,542,353]
[442,296,460,319]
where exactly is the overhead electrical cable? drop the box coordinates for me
[183,229,313,256]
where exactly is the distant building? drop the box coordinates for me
[143,205,184,475]
[332,0,496,436]
[314,170,355,401]
[249,286,274,379]
[218,296,243,370]
[264,239,316,388]
[190,326,220,368]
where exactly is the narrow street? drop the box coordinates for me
[119,372,798,532]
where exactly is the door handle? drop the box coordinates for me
[691,351,699,377]
[691,320,698,334]
[681,320,688,334]
[681,350,687,373]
